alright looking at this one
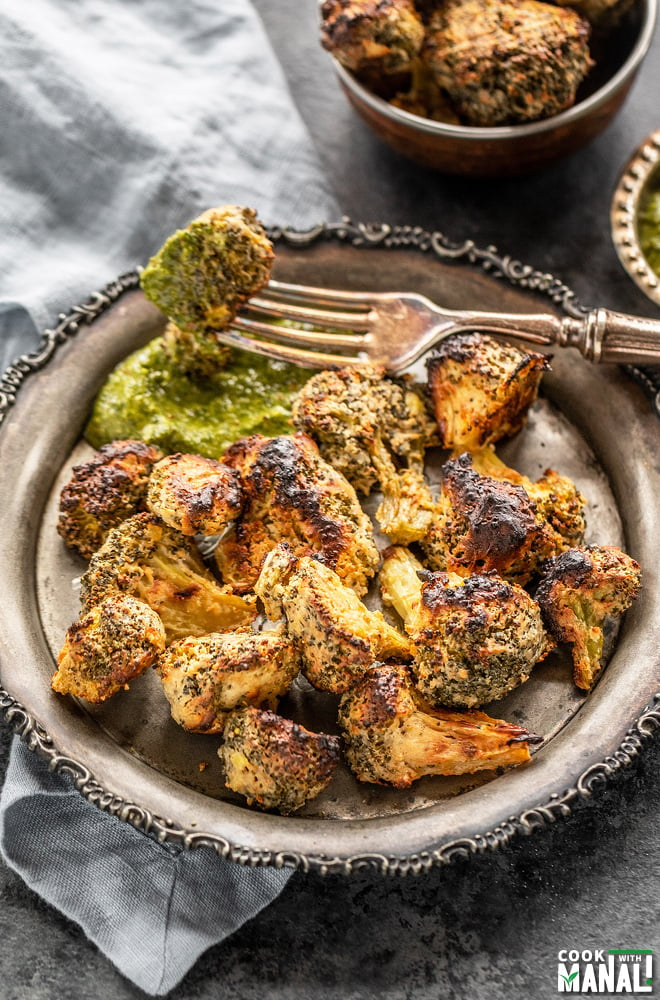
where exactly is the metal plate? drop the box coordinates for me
[1,222,659,874]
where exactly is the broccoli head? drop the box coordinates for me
[221,706,341,814]
[140,205,274,376]
[423,0,592,126]
[57,439,163,560]
[320,0,425,79]
[81,512,255,643]
[470,446,586,550]
[338,662,541,787]
[157,626,300,734]
[422,452,583,585]
[380,546,551,707]
[292,365,438,543]
[146,452,243,536]
[52,594,166,703]
[536,544,641,690]
[254,543,413,694]
[426,332,549,452]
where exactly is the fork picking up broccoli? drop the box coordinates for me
[140,205,274,378]
[536,544,641,690]
[380,546,551,708]
[52,594,166,703]
[339,662,541,787]
[292,364,438,544]
[81,512,255,644]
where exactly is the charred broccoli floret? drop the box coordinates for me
[339,662,541,787]
[255,543,412,694]
[221,706,341,814]
[81,512,255,643]
[52,594,166,703]
[536,545,641,690]
[157,626,300,734]
[57,440,163,560]
[140,205,274,377]
[214,433,379,596]
[380,546,551,707]
[292,365,438,544]
[426,332,549,452]
[470,446,586,549]
[320,0,425,79]
[423,0,592,126]
[422,452,583,584]
[146,452,243,536]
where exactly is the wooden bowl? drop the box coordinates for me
[331,0,657,177]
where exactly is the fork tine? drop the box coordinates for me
[216,326,369,370]
[233,315,368,351]
[266,279,375,311]
[248,294,374,332]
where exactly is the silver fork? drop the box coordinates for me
[218,279,660,372]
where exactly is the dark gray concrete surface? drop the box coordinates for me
[1,2,659,997]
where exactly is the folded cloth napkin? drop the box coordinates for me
[0,0,339,993]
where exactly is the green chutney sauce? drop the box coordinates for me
[85,337,311,458]
[639,177,660,277]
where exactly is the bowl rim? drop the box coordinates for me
[611,128,660,307]
[331,0,657,141]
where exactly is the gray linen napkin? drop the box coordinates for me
[0,0,339,993]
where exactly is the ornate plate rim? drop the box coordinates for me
[1,218,659,876]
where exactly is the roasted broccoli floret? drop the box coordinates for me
[292,365,437,544]
[536,545,641,690]
[146,452,243,536]
[57,440,163,560]
[221,706,341,814]
[422,452,583,584]
[81,512,255,643]
[339,662,541,787]
[470,446,586,549]
[214,433,379,596]
[320,0,425,79]
[52,594,166,703]
[140,205,274,377]
[157,626,300,734]
[426,332,549,453]
[380,546,551,707]
[255,543,412,694]
[423,0,592,126]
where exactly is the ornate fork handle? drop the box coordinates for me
[447,309,660,365]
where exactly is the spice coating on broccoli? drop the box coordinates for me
[157,627,300,734]
[292,364,438,543]
[423,0,592,126]
[536,544,641,689]
[52,594,166,703]
[57,439,163,560]
[339,662,540,787]
[147,452,243,536]
[380,545,551,707]
[426,332,549,452]
[81,512,255,643]
[221,706,341,814]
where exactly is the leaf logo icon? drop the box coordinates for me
[560,972,579,985]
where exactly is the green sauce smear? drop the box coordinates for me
[85,337,311,458]
[639,177,660,277]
